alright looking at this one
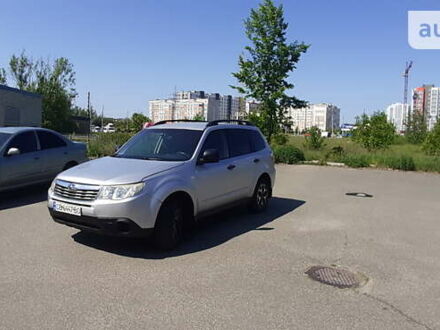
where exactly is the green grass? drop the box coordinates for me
[87,132,134,158]
[284,136,440,173]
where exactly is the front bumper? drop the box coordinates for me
[48,187,162,230]
[49,209,153,237]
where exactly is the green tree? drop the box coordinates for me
[72,105,97,119]
[246,112,265,128]
[0,68,6,84]
[352,112,396,151]
[192,113,205,121]
[1,52,77,132]
[304,126,325,150]
[422,121,440,156]
[405,111,427,144]
[114,119,129,132]
[231,0,309,142]
[9,51,34,90]
[130,113,150,132]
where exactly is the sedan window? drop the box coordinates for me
[6,131,38,155]
[0,133,12,148]
[37,131,67,149]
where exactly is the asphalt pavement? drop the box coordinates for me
[0,165,439,330]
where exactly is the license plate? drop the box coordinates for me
[53,201,81,216]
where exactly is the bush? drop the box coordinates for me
[343,154,371,168]
[273,134,288,145]
[273,145,305,164]
[352,112,396,150]
[422,121,440,156]
[88,132,133,158]
[325,146,345,162]
[413,157,440,172]
[304,126,325,150]
[377,155,416,171]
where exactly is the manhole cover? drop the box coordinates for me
[306,266,360,288]
[345,192,373,198]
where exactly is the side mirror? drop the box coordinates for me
[198,148,219,164]
[6,147,20,156]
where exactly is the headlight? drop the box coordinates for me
[49,179,57,193]
[97,182,145,200]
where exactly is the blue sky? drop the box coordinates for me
[1,0,440,122]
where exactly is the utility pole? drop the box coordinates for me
[172,86,177,120]
[101,105,104,132]
[87,91,91,141]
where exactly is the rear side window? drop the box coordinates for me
[200,130,228,160]
[226,129,252,157]
[6,131,38,154]
[248,130,266,152]
[37,131,67,149]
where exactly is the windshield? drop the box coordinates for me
[114,128,203,161]
[0,133,12,148]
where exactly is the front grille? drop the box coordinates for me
[54,180,100,201]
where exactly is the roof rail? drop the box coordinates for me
[154,119,208,126]
[206,120,254,127]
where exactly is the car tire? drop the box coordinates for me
[249,177,271,213]
[153,199,184,250]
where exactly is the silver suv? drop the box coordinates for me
[48,120,276,250]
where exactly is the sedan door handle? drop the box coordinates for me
[34,157,40,160]
[253,158,260,163]
[227,164,236,170]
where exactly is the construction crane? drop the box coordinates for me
[403,61,413,106]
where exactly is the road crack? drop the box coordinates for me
[363,293,434,330]
[333,231,349,265]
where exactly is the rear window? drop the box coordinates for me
[37,131,67,149]
[248,130,266,152]
[226,129,252,157]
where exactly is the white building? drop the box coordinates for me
[286,103,340,132]
[385,103,409,133]
[427,87,440,130]
[149,91,245,123]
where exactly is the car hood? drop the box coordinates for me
[57,156,184,185]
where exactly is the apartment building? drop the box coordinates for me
[411,85,440,130]
[287,103,340,132]
[149,91,245,122]
[427,87,440,130]
[386,103,410,132]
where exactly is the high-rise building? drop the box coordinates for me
[149,91,245,123]
[286,103,340,132]
[386,103,410,132]
[412,84,434,115]
[411,85,439,130]
[427,87,440,130]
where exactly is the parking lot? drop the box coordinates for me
[1,165,439,330]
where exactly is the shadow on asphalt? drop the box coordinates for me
[72,197,305,259]
[0,184,49,211]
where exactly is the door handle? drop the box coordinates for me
[253,158,260,163]
[227,164,236,170]
[34,157,40,160]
